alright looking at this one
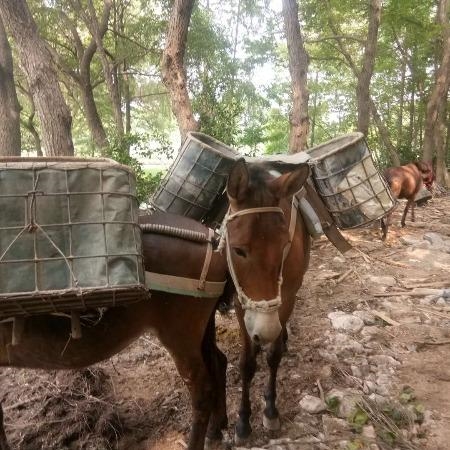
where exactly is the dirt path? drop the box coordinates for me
[1,196,449,450]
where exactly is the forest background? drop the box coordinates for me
[0,0,449,203]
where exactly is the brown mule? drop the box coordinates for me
[0,212,228,450]
[381,161,434,240]
[222,160,311,443]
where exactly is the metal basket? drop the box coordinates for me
[306,133,395,229]
[0,157,147,319]
[151,132,239,226]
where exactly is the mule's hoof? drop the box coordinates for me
[263,414,281,431]
[234,431,249,447]
[205,436,229,450]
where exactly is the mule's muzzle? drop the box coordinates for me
[244,310,282,345]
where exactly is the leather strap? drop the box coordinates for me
[304,181,352,254]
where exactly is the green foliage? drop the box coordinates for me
[325,396,341,416]
[17,0,447,167]
[263,109,290,154]
[346,440,364,450]
[103,133,165,204]
[348,406,369,433]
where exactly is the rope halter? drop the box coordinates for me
[218,200,298,313]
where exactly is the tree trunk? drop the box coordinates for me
[310,71,319,148]
[397,55,406,148]
[282,0,309,153]
[328,9,396,158]
[0,0,74,156]
[161,0,199,141]
[369,98,401,166]
[58,5,109,151]
[17,82,42,156]
[80,79,109,149]
[408,74,416,150]
[422,0,450,175]
[0,14,21,156]
[356,0,382,137]
[74,0,123,137]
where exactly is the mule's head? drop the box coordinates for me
[415,161,434,190]
[225,159,309,345]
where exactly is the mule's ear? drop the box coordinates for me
[269,164,310,199]
[227,158,249,201]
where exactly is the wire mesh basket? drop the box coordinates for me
[306,133,395,229]
[0,157,147,319]
[151,132,239,226]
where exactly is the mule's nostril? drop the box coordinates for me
[253,334,260,344]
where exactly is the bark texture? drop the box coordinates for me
[58,3,109,150]
[0,14,21,156]
[357,0,381,137]
[161,0,199,141]
[328,3,400,164]
[282,0,309,153]
[422,0,450,187]
[73,0,123,137]
[0,0,74,156]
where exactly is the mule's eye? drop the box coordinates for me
[233,247,248,258]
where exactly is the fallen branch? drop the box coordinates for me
[316,378,325,402]
[372,292,410,298]
[371,310,401,326]
[335,268,353,284]
[414,340,450,347]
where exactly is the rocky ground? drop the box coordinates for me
[1,195,449,450]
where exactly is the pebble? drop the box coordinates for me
[327,312,364,333]
[299,395,327,414]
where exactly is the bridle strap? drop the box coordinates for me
[219,202,298,313]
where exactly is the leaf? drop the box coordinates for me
[326,396,341,415]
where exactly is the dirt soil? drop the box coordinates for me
[1,195,449,450]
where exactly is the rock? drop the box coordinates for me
[423,232,445,246]
[368,354,401,367]
[400,235,423,246]
[413,240,432,250]
[325,389,362,419]
[318,349,339,363]
[353,310,377,325]
[329,333,364,356]
[406,247,450,270]
[350,365,362,378]
[319,365,333,380]
[363,380,377,394]
[362,424,377,440]
[299,395,327,414]
[333,256,346,264]
[328,312,364,333]
[360,326,382,342]
[367,275,396,286]
[322,415,349,439]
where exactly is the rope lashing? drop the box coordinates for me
[218,204,299,313]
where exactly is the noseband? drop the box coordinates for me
[218,200,298,313]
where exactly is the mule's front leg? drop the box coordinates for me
[0,403,10,450]
[179,360,214,450]
[235,337,259,444]
[381,217,388,240]
[263,330,284,431]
